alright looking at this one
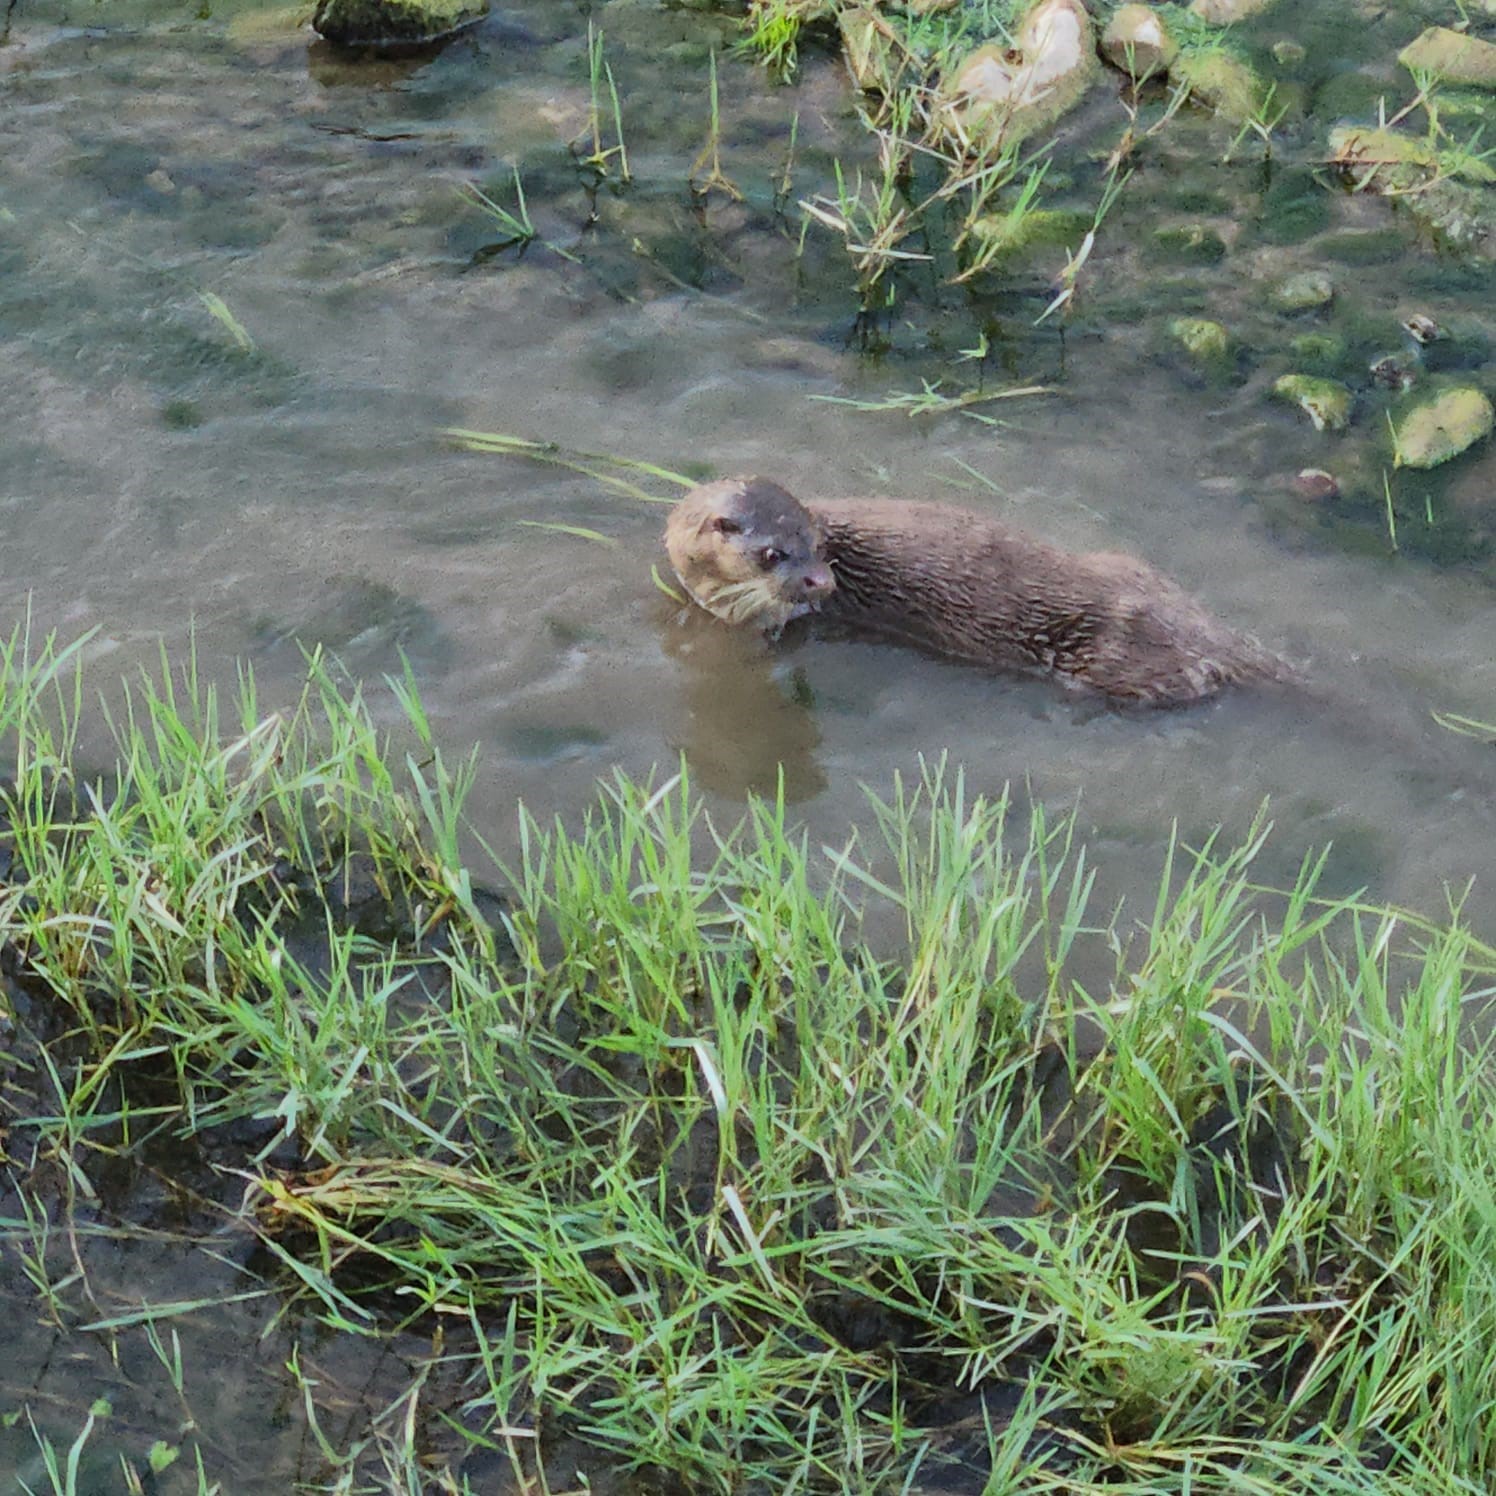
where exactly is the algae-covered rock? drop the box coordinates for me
[1173,47,1266,123]
[940,0,1098,150]
[1270,270,1334,312]
[1101,5,1179,81]
[228,4,315,46]
[1329,125,1496,259]
[1190,0,1276,21]
[1329,125,1496,185]
[1169,317,1231,363]
[1149,222,1228,263]
[1273,375,1352,431]
[969,207,1092,256]
[312,0,485,45]
[1398,27,1496,91]
[1392,387,1494,468]
[840,6,897,92]
[1289,331,1347,373]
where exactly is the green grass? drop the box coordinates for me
[4,627,1496,1490]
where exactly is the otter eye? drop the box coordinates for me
[712,516,742,536]
[758,546,785,570]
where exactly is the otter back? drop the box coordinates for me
[806,498,1285,708]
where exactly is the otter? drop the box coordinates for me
[664,476,1288,708]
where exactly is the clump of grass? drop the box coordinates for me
[5,633,1496,1490]
[574,21,631,183]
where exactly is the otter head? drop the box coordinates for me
[665,477,835,635]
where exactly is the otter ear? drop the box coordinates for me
[711,515,742,536]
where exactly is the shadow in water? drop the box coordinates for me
[656,603,826,803]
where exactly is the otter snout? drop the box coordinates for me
[797,562,835,601]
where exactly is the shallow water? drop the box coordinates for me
[2,0,1495,1481]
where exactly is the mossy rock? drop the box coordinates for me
[312,0,486,45]
[1273,374,1352,431]
[969,208,1092,256]
[1148,223,1228,264]
[1100,5,1179,81]
[840,7,897,92]
[228,4,315,44]
[1168,317,1232,369]
[1269,269,1334,312]
[939,0,1099,150]
[1173,47,1266,123]
[1392,387,1495,468]
[1398,27,1496,91]
[1288,331,1348,374]
[1329,125,1496,186]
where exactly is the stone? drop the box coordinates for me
[1271,40,1306,66]
[1398,27,1496,91]
[1288,331,1346,372]
[940,0,1098,150]
[1190,0,1276,20]
[969,208,1092,255]
[1329,125,1496,184]
[1392,387,1495,468]
[1329,125,1496,259]
[1148,222,1228,263]
[1369,353,1419,392]
[1172,48,1266,124]
[1293,468,1340,502]
[1270,270,1334,312]
[311,0,485,46]
[840,7,896,92]
[1100,5,1179,81]
[1169,317,1231,363]
[1273,375,1352,431]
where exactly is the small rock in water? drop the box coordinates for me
[1271,39,1307,66]
[1293,468,1341,502]
[1101,5,1179,81]
[1150,222,1228,264]
[1173,48,1268,123]
[840,9,895,91]
[1369,352,1419,391]
[1392,387,1495,469]
[940,0,1098,149]
[1273,374,1352,431]
[1398,27,1496,91]
[1402,313,1442,345]
[1289,331,1346,372]
[312,0,485,46]
[1168,316,1231,363]
[1270,270,1334,312]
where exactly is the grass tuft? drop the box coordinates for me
[4,636,1496,1489]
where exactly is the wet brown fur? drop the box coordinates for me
[666,477,1288,708]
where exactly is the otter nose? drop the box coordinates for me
[800,563,834,597]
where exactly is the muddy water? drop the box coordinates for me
[5,0,1494,933]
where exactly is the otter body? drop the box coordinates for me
[665,477,1286,708]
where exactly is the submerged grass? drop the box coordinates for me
[3,628,1496,1489]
